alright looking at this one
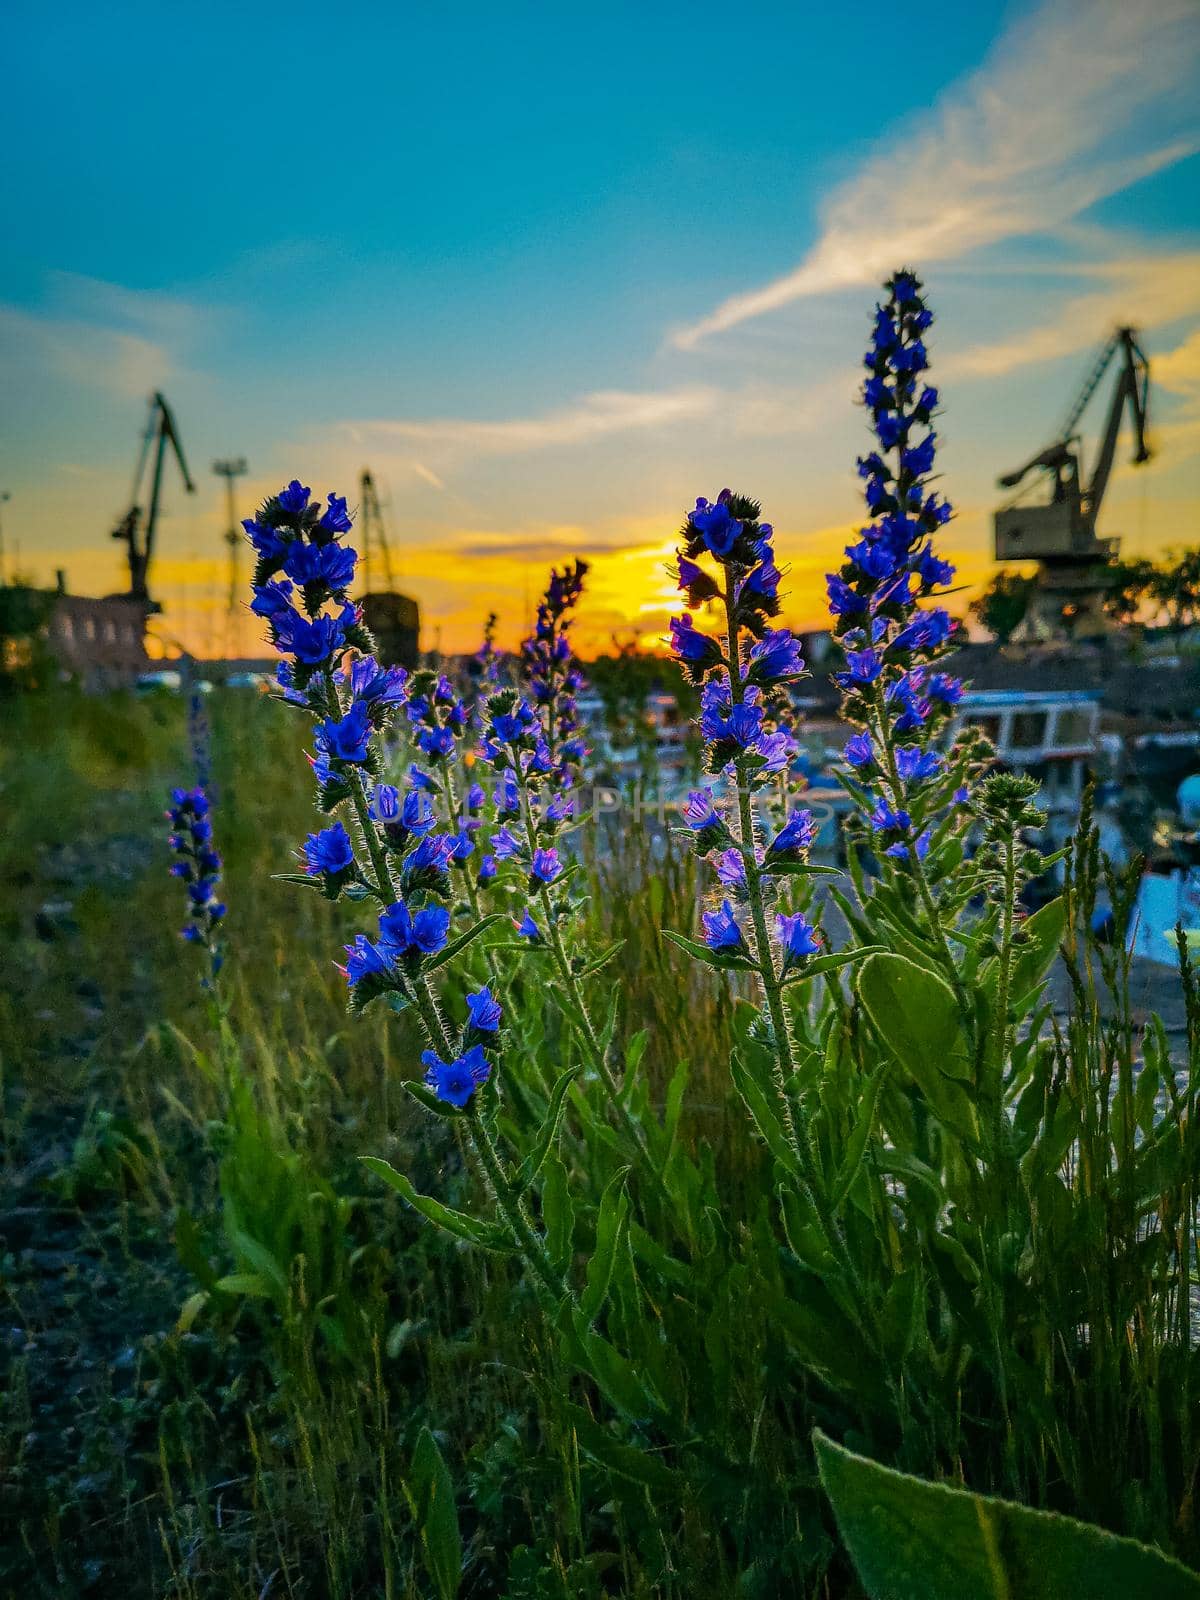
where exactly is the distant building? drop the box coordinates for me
[362,591,420,670]
[0,573,148,691]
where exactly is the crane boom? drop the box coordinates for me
[112,391,196,608]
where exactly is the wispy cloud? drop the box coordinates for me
[672,0,1200,350]
[0,273,210,400]
[338,386,719,461]
[945,247,1200,378]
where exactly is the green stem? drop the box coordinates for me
[466,1104,566,1310]
[406,972,455,1059]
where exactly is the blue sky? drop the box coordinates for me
[2,0,1198,655]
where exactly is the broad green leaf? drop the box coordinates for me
[857,953,978,1143]
[360,1157,513,1251]
[1009,896,1066,998]
[406,1425,462,1600]
[814,1430,1200,1600]
[565,1311,659,1419]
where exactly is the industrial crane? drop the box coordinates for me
[359,467,397,592]
[111,392,196,609]
[994,327,1151,566]
[356,467,420,668]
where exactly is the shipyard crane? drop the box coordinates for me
[356,467,420,667]
[359,467,397,592]
[111,392,196,609]
[994,327,1151,565]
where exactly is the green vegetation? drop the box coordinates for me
[1,686,1197,1598]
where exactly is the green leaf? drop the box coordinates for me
[404,1080,465,1119]
[575,939,626,979]
[360,1157,513,1251]
[563,1402,678,1491]
[406,1425,462,1600]
[830,1064,888,1210]
[514,1066,578,1193]
[729,1049,803,1182]
[212,1271,273,1297]
[580,1168,631,1325]
[661,927,760,974]
[814,1429,1200,1600]
[540,1152,575,1275]
[565,1311,659,1419]
[761,859,843,878]
[783,945,885,986]
[625,1028,650,1073]
[857,953,978,1143]
[1009,896,1067,999]
[421,913,507,974]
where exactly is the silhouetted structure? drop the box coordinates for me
[358,468,420,668]
[110,392,195,610]
[994,327,1151,640]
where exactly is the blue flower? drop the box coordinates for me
[244,518,286,562]
[378,900,451,959]
[827,574,866,617]
[702,899,744,951]
[747,627,804,684]
[689,495,742,557]
[669,614,722,668]
[275,610,349,666]
[836,648,883,687]
[449,829,475,864]
[530,846,562,885]
[870,798,911,834]
[767,807,817,858]
[320,492,353,533]
[343,933,391,986]
[347,656,407,708]
[250,578,295,618]
[422,1044,491,1108]
[683,787,724,840]
[516,909,542,941]
[491,825,522,861]
[886,829,932,861]
[466,986,502,1032]
[844,730,874,768]
[727,702,765,748]
[277,480,311,514]
[715,848,746,888]
[929,673,963,705]
[317,700,372,764]
[402,833,455,888]
[304,821,354,876]
[546,792,574,824]
[777,911,820,966]
[495,771,520,815]
[896,745,943,783]
[478,853,497,884]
